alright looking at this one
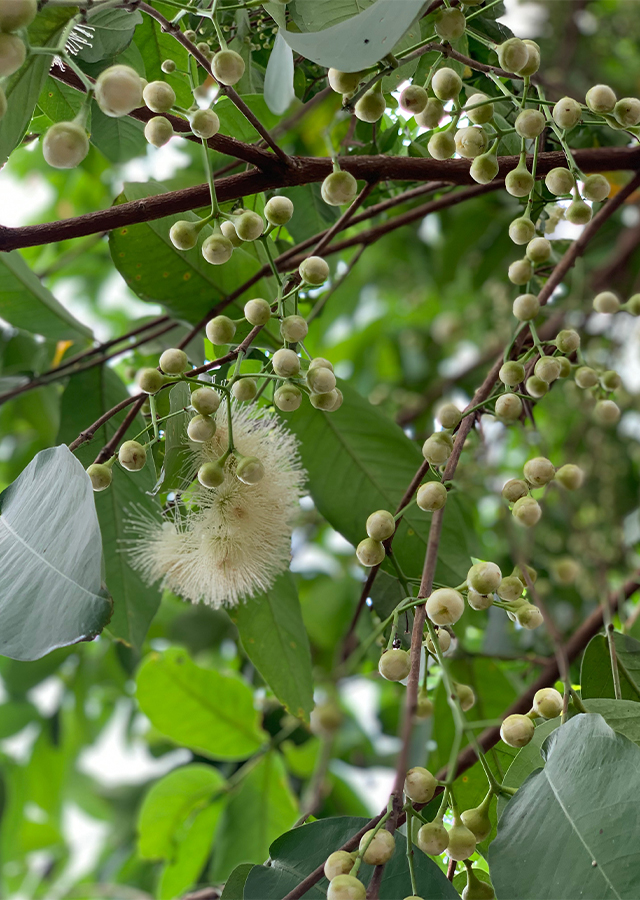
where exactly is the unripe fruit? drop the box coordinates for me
[415,98,445,129]
[592,290,619,314]
[95,65,143,117]
[143,80,175,114]
[626,294,640,316]
[533,687,563,719]
[416,690,434,718]
[324,851,356,882]
[356,537,385,567]
[322,170,358,206]
[232,379,257,402]
[359,829,395,866]
[500,713,535,747]
[307,366,336,394]
[467,562,501,595]
[509,216,535,245]
[399,85,428,115]
[206,315,236,345]
[513,292,539,321]
[586,84,616,114]
[234,210,263,242]
[534,356,561,384]
[495,393,522,421]
[461,805,491,842]
[170,220,200,251]
[438,403,462,429]
[42,122,89,169]
[512,496,541,527]
[327,875,366,900]
[211,49,245,85]
[272,348,300,377]
[417,481,448,513]
[404,767,437,803]
[137,368,165,394]
[552,96,582,129]
[575,366,598,388]
[244,298,271,326]
[553,557,580,584]
[327,69,362,95]
[555,329,580,353]
[505,166,534,198]
[462,871,496,900]
[434,7,466,40]
[119,440,147,471]
[220,222,241,250]
[582,174,610,202]
[454,682,475,711]
[602,369,621,390]
[366,509,395,541]
[198,461,225,488]
[469,150,499,185]
[508,258,534,285]
[144,116,173,147]
[236,455,265,484]
[417,820,449,855]
[565,198,592,225]
[280,315,308,344]
[455,126,487,159]
[613,97,640,127]
[378,648,410,681]
[501,478,528,502]
[496,38,528,74]
[161,59,176,74]
[264,195,294,226]
[526,237,551,264]
[466,92,494,125]
[426,588,465,625]
[425,628,451,654]
[515,108,545,139]
[447,821,476,861]
[467,589,493,610]
[432,67,462,101]
[499,360,525,387]
[191,387,220,415]
[274,384,302,412]
[519,40,541,77]
[0,0,37,31]
[497,575,524,602]
[189,108,220,139]
[526,375,549,398]
[594,399,620,426]
[422,431,453,466]
[428,131,456,160]
[545,167,575,196]
[87,463,112,492]
[187,414,216,443]
[158,348,188,375]
[524,456,555,486]
[354,89,386,123]
[299,255,329,285]
[0,33,25,76]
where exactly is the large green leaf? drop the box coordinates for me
[76,8,142,63]
[282,381,471,584]
[109,181,273,324]
[57,366,161,648]
[0,445,112,660]
[210,751,298,882]
[0,9,74,166]
[0,251,92,343]
[581,632,640,701]
[90,105,147,164]
[489,714,640,899]
[136,647,266,760]
[243,816,459,899]
[585,698,640,743]
[220,863,255,899]
[159,801,223,900]
[230,571,314,722]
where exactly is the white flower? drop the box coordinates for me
[127,401,305,607]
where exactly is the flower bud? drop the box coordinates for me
[426,588,465,625]
[415,98,445,129]
[586,84,617,114]
[496,38,528,74]
[189,108,220,139]
[264,195,294,226]
[417,820,449,856]
[280,315,308,344]
[601,369,621,390]
[42,121,90,169]
[432,67,462,101]
[236,455,265,484]
[187,414,216,443]
[206,315,236,345]
[517,604,543,628]
[465,92,494,125]
[231,378,257,402]
[95,65,143,117]
[119,440,147,471]
[87,463,112,492]
[593,399,620,426]
[461,801,492,842]
[272,348,300,377]
[526,375,548,398]
[499,360,525,386]
[470,150,499,184]
[613,97,640,127]
[0,33,25,77]
[169,220,201,251]
[321,170,358,206]
[497,575,524,601]
[197,461,225,488]
[191,387,220,415]
[545,166,575,196]
[462,868,496,900]
[417,481,448,511]
[468,561,501,594]
[565,198,592,225]
[328,69,362,94]
[161,59,176,74]
[211,49,245,85]
[533,687,563,719]
[455,126,487,159]
[434,7,466,40]
[428,130,456,160]
[416,689,434,718]
[555,463,584,490]
[244,298,271,326]
[438,403,462,429]
[534,356,561,384]
[593,290,619,314]
[299,255,329,285]
[467,589,493,610]
[512,496,542,527]
[366,509,395,542]
[354,89,386,123]
[274,384,302,412]
[508,258,534,285]
[422,431,453,465]
[501,478,529,502]
[495,393,522,421]
[327,874,366,900]
[307,366,336,394]
[526,237,551,264]
[524,456,555,486]
[0,0,37,32]
[378,647,410,681]
[552,96,581,129]
[625,294,640,316]
[143,80,175,113]
[509,216,535,244]
[404,766,437,803]
[324,851,357,882]
[555,329,580,353]
[446,820,477,862]
[234,210,263,242]
[515,108,545,139]
[575,366,598,389]
[159,348,188,375]
[357,537,385,567]
[512,292,539,321]
[582,174,610,203]
[553,557,580,584]
[359,829,395,866]
[454,682,475,711]
[506,164,534,198]
[399,84,428,115]
[144,116,173,147]
[137,368,165,394]
[500,713,535,747]
[425,628,451,654]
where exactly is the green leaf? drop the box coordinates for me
[210,751,298,882]
[76,8,142,63]
[0,700,39,738]
[243,815,459,899]
[57,366,161,649]
[214,96,280,143]
[489,714,640,899]
[0,445,112,660]
[136,647,266,760]
[585,698,640,744]
[279,184,340,244]
[264,32,295,115]
[109,181,273,324]
[159,801,224,900]
[220,863,255,900]
[138,763,226,859]
[37,76,84,124]
[282,380,471,584]
[90,105,147,163]
[0,9,75,166]
[0,251,92,343]
[132,8,193,108]
[496,717,559,818]
[229,571,314,722]
[581,632,640,701]
[152,381,191,495]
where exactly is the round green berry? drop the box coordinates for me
[206,315,236,345]
[366,509,395,542]
[404,766,437,803]
[378,647,410,681]
[191,387,220,415]
[500,713,535,747]
[197,461,225,488]
[426,588,465,625]
[87,463,112,492]
[137,368,165,394]
[274,384,302,412]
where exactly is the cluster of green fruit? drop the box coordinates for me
[0,0,37,120]
[501,456,584,528]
